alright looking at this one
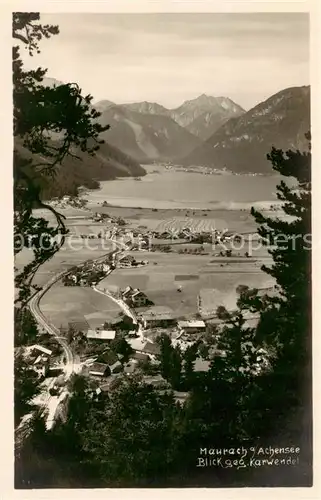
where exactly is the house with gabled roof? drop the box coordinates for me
[178,320,206,334]
[138,306,176,329]
[89,362,110,377]
[86,330,116,341]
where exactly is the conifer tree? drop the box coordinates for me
[13,13,108,306]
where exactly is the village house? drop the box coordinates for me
[178,320,206,334]
[127,330,138,337]
[194,358,211,372]
[132,352,150,363]
[121,286,150,307]
[86,330,116,342]
[118,254,136,268]
[127,338,160,361]
[122,285,133,298]
[103,314,137,333]
[124,361,137,374]
[89,362,110,377]
[26,344,53,375]
[101,263,110,272]
[130,290,149,307]
[33,354,50,378]
[29,344,53,356]
[142,341,161,358]
[143,375,169,389]
[127,336,146,352]
[138,308,176,329]
[109,360,123,374]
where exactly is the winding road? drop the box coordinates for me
[29,273,75,376]
[17,236,142,439]
[21,245,125,432]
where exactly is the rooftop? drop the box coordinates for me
[132,352,150,362]
[127,337,148,352]
[131,290,147,298]
[87,330,116,341]
[142,341,161,356]
[89,362,109,375]
[97,350,119,365]
[194,358,211,372]
[110,360,122,371]
[28,344,52,356]
[139,306,175,321]
[143,375,167,387]
[178,320,206,328]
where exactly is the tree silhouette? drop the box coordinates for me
[13,13,109,306]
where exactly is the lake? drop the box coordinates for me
[84,165,293,210]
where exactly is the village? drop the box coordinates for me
[16,196,274,435]
[24,205,270,413]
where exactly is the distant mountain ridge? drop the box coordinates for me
[179,86,310,174]
[40,80,247,161]
[95,104,203,163]
[98,93,246,142]
[33,78,310,176]
[121,101,169,116]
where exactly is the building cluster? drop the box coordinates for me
[49,195,89,210]
[24,344,53,378]
[151,227,240,244]
[92,212,111,222]
[62,260,111,287]
[89,359,123,378]
[92,212,127,226]
[117,254,149,269]
[23,344,65,385]
[82,325,161,382]
[121,285,152,308]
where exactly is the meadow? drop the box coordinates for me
[99,250,275,319]
[16,205,274,324]
[39,283,121,330]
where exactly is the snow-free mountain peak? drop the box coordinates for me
[121,101,169,116]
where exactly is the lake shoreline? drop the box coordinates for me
[79,164,288,212]
[80,189,282,213]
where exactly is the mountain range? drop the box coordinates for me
[95,104,203,163]
[94,94,246,161]
[25,78,311,180]
[120,94,244,139]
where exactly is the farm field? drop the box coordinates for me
[90,205,259,234]
[162,241,270,260]
[40,283,121,330]
[99,251,275,319]
[18,205,276,323]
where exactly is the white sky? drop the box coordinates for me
[20,13,309,110]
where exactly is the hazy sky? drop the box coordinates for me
[20,13,309,110]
